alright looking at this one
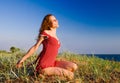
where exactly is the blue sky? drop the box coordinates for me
[0,0,120,54]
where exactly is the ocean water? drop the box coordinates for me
[87,54,120,62]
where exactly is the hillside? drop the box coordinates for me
[0,51,120,82]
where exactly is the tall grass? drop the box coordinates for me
[0,51,120,82]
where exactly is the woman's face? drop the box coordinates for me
[48,16,59,28]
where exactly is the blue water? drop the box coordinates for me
[87,54,120,62]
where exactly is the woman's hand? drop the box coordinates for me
[16,60,23,68]
[16,34,44,68]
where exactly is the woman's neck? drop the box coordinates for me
[50,28,56,34]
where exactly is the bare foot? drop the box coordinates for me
[38,74,45,80]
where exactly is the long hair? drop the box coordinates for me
[37,14,53,40]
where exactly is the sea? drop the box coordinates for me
[86,54,120,62]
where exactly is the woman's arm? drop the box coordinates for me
[16,36,44,68]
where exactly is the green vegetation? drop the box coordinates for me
[0,48,120,82]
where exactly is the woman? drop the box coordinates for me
[16,14,78,80]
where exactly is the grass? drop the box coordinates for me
[0,51,120,83]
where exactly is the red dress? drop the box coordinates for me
[36,31,60,71]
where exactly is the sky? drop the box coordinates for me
[0,0,120,54]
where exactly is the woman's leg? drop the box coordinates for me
[41,67,74,80]
[55,61,78,72]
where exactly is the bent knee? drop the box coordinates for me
[67,63,78,72]
[71,63,78,72]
